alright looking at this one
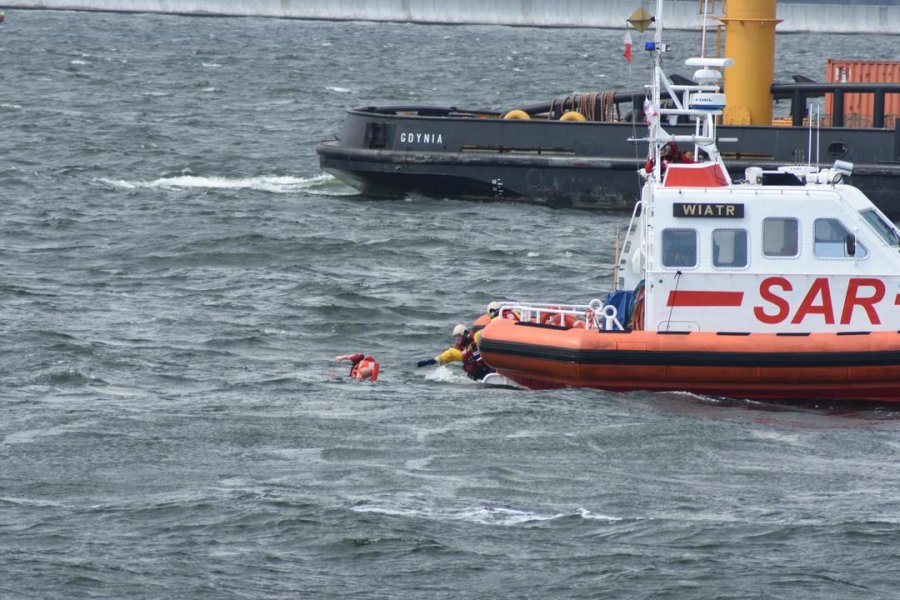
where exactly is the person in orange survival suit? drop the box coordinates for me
[416,324,494,381]
[334,353,380,381]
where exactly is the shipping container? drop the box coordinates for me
[825,59,900,128]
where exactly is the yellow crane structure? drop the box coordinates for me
[718,0,781,126]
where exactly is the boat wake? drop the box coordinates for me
[97,173,357,195]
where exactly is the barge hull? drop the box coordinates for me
[319,108,900,217]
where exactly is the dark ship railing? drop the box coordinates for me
[770,82,900,128]
[360,81,900,130]
[608,81,900,129]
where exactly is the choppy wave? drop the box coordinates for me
[5,11,900,600]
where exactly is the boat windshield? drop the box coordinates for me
[860,209,900,249]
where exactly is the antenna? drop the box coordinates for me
[700,0,711,58]
[816,104,821,167]
[648,0,666,182]
[613,223,621,291]
[807,102,813,168]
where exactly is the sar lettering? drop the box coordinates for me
[753,277,886,326]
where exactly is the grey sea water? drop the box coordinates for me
[2,9,900,599]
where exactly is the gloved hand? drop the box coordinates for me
[416,358,437,368]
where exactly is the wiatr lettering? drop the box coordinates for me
[674,203,744,218]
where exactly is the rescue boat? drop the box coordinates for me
[476,0,900,403]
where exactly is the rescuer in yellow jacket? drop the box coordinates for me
[416,324,493,381]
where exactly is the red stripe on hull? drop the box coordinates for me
[667,290,744,307]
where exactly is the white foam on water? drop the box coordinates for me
[97,173,356,195]
[3,424,72,445]
[404,456,436,470]
[457,505,566,526]
[0,496,64,508]
[217,477,252,488]
[409,414,495,444]
[352,501,621,526]
[750,429,810,448]
[423,364,473,385]
[576,507,621,522]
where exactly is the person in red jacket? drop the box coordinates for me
[334,353,379,381]
[644,141,695,174]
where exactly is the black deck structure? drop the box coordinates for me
[318,81,900,218]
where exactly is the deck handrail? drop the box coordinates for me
[492,301,625,331]
[351,81,900,129]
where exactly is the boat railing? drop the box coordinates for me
[492,300,625,332]
[617,200,644,290]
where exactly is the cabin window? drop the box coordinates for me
[860,209,900,249]
[712,229,748,268]
[662,229,697,268]
[763,217,799,257]
[814,218,867,258]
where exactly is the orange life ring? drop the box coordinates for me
[544,313,581,328]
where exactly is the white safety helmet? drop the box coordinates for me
[487,301,501,313]
[452,324,468,337]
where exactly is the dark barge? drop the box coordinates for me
[318,80,900,218]
[318,0,900,218]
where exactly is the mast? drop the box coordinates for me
[649,0,665,181]
[645,0,731,182]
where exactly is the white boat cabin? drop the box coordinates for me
[618,162,900,333]
[489,44,900,338]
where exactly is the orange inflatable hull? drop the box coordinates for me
[477,319,900,402]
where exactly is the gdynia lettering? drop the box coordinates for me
[399,132,444,144]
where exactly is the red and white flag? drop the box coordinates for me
[623,29,633,63]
